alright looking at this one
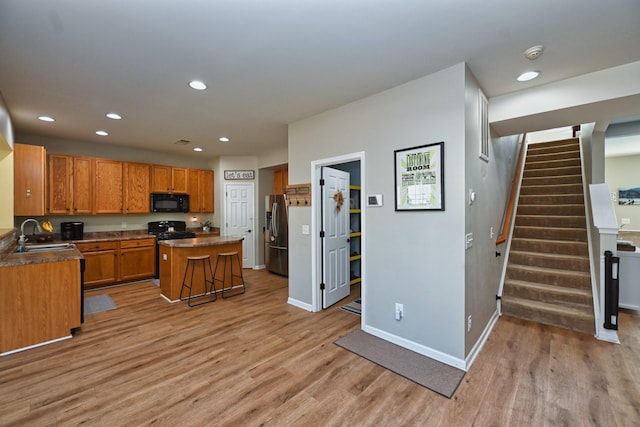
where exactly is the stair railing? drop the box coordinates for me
[496,134,527,245]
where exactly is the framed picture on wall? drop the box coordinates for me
[618,187,640,205]
[394,141,445,211]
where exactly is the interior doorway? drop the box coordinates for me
[311,152,365,313]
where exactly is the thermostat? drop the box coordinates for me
[367,194,383,207]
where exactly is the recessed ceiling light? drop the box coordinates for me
[106,113,122,120]
[96,130,109,136]
[189,80,207,90]
[219,136,230,142]
[193,147,203,152]
[38,116,55,122]
[517,71,540,82]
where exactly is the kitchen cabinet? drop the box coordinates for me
[14,143,46,216]
[94,159,124,214]
[123,162,150,214]
[0,259,81,354]
[188,168,214,213]
[151,165,188,194]
[349,185,361,286]
[76,241,119,289]
[120,238,156,282]
[48,155,93,215]
[273,167,288,195]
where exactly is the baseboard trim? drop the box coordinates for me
[465,310,499,370]
[287,298,313,312]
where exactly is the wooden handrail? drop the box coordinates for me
[496,134,527,245]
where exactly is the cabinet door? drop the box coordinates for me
[48,154,72,214]
[120,239,156,281]
[82,249,119,288]
[14,143,46,216]
[188,168,201,213]
[93,159,123,214]
[124,162,150,214]
[200,169,214,213]
[172,167,188,193]
[273,167,288,195]
[73,157,93,214]
[151,165,171,193]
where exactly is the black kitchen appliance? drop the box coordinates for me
[151,193,190,213]
[148,220,196,278]
[61,221,84,240]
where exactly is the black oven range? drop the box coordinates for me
[148,220,196,278]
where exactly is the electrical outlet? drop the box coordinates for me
[302,225,310,234]
[467,315,472,332]
[121,221,127,229]
[490,226,494,239]
[395,303,403,321]
[465,233,473,249]
[621,218,631,225]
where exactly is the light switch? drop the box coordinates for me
[465,233,473,249]
[302,225,310,235]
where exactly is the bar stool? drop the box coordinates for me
[213,251,246,298]
[179,255,216,307]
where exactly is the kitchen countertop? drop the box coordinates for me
[0,244,83,267]
[159,235,243,248]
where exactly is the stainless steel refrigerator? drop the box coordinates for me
[266,194,288,276]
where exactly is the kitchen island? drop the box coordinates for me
[158,236,244,302]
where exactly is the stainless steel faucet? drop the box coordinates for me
[18,218,43,248]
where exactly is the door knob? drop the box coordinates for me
[247,229,252,233]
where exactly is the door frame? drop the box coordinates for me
[311,151,365,314]
[223,181,256,268]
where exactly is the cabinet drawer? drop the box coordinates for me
[120,238,155,249]
[76,241,119,252]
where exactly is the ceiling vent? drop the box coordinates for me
[524,45,544,60]
[174,139,191,145]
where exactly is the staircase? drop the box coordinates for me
[502,138,595,335]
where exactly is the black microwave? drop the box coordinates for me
[151,193,190,213]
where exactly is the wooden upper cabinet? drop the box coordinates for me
[273,167,288,195]
[123,162,150,214]
[48,155,92,215]
[188,168,214,213]
[151,165,187,193]
[94,159,123,214]
[14,143,46,216]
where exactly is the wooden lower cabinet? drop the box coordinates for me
[77,239,156,289]
[76,241,119,289]
[0,259,81,354]
[120,238,156,282]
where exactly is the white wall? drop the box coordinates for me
[289,63,469,364]
[0,92,14,228]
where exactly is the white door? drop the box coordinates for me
[225,182,255,268]
[322,167,350,308]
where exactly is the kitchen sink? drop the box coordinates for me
[15,243,76,253]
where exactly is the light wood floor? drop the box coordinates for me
[1,269,639,426]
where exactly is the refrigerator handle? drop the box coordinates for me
[272,202,278,237]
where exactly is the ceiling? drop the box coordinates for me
[1,0,639,159]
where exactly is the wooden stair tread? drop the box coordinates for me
[504,279,592,298]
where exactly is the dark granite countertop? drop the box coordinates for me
[159,235,243,248]
[0,244,83,267]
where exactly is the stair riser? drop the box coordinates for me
[510,239,588,256]
[525,158,581,170]
[522,166,582,178]
[522,175,582,186]
[509,252,590,271]
[520,184,583,195]
[503,283,593,307]
[515,216,586,228]
[519,194,584,205]
[516,205,585,216]
[527,151,580,163]
[514,227,587,242]
[501,301,594,335]
[506,266,590,289]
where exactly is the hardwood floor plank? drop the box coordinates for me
[0,270,638,426]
